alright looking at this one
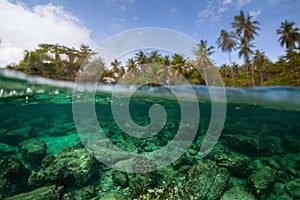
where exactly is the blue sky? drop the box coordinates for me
[1,0,300,66]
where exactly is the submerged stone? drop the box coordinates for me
[19,138,47,168]
[132,186,199,199]
[0,128,29,145]
[247,167,276,199]
[184,159,230,200]
[209,152,255,178]
[285,178,300,199]
[100,191,127,200]
[223,134,281,156]
[0,142,17,156]
[0,157,31,197]
[112,170,129,187]
[5,185,63,200]
[28,148,96,188]
[220,186,257,200]
[62,185,95,200]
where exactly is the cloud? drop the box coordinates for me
[236,0,251,8]
[171,8,178,14]
[268,0,281,5]
[249,9,261,18]
[222,0,232,5]
[196,0,229,26]
[132,16,139,21]
[121,5,127,11]
[0,1,92,67]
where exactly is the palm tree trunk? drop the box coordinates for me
[228,53,235,85]
[260,69,263,86]
[251,63,255,87]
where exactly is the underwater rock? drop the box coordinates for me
[132,186,199,199]
[223,134,281,156]
[0,157,31,197]
[220,186,257,200]
[184,159,230,200]
[5,185,63,200]
[100,191,127,200]
[28,148,96,188]
[86,139,131,165]
[171,152,195,170]
[0,143,17,156]
[0,127,29,145]
[45,127,68,136]
[0,128,8,136]
[19,138,47,168]
[209,152,255,178]
[62,185,95,200]
[285,178,300,199]
[247,167,276,199]
[112,170,129,187]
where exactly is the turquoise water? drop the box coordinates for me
[1,70,300,199]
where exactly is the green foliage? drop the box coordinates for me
[6,11,300,87]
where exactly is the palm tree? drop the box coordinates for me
[216,29,237,84]
[171,53,186,84]
[125,58,139,80]
[231,11,260,41]
[161,55,171,66]
[231,11,260,86]
[193,40,215,85]
[148,50,162,63]
[135,50,147,79]
[110,58,121,78]
[237,37,255,85]
[276,20,300,51]
[253,50,266,86]
[126,58,137,71]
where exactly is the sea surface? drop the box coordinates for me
[0,69,300,199]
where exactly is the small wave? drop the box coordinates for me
[0,69,299,110]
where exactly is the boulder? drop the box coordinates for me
[45,128,68,136]
[0,128,29,145]
[19,138,47,168]
[28,148,96,188]
[184,159,230,200]
[209,152,255,178]
[247,167,276,199]
[0,157,31,197]
[0,143,17,156]
[5,185,63,200]
[62,185,95,200]
[132,186,199,199]
[100,192,127,200]
[220,186,257,200]
[285,178,300,199]
[223,134,281,156]
[112,170,129,187]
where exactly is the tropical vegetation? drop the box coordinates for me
[4,11,300,87]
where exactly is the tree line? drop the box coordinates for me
[6,11,300,87]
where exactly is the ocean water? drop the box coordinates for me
[1,69,300,199]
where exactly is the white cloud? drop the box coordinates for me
[132,16,139,21]
[196,0,229,26]
[236,0,251,8]
[249,9,261,18]
[0,1,93,67]
[222,0,232,5]
[268,0,281,5]
[121,5,127,11]
[171,8,178,14]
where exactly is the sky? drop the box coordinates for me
[0,0,300,67]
